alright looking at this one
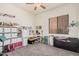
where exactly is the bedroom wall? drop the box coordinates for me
[35,4,79,38]
[0,4,78,38]
[0,3,35,27]
[77,5,79,38]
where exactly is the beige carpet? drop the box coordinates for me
[7,43,79,56]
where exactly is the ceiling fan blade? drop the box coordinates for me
[26,3,34,4]
[34,6,37,10]
[40,5,46,9]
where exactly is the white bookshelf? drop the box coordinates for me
[0,26,23,54]
[22,29,28,46]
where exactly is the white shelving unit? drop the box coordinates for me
[0,26,23,54]
[22,29,28,46]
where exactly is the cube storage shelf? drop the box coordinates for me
[0,26,23,54]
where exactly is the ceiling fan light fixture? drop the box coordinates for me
[34,3,41,7]
[26,3,46,10]
[40,5,46,9]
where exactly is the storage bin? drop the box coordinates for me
[12,38,22,44]
[4,33,11,38]
[12,33,17,37]
[11,28,17,32]
[9,44,15,51]
[23,38,28,46]
[4,28,10,32]
[14,43,17,48]
[15,38,22,42]
[4,39,10,45]
[0,34,2,36]
[0,36,7,41]
[22,29,28,37]
[0,28,3,33]
[41,36,48,44]
[11,39,15,44]
[0,42,2,46]
[17,41,22,47]
[14,41,22,48]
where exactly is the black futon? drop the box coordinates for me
[53,37,79,53]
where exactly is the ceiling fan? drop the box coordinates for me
[26,3,46,10]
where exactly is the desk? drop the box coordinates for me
[28,37,36,44]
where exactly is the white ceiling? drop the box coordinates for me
[13,3,66,15]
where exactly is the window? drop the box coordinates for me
[49,15,69,34]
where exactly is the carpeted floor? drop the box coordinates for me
[7,43,79,56]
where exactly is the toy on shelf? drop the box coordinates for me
[0,22,19,27]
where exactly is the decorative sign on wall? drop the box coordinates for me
[69,20,79,27]
[0,13,15,18]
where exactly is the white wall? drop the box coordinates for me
[76,5,79,38]
[0,4,35,27]
[35,4,79,38]
[0,4,78,38]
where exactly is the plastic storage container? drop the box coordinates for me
[0,42,2,46]
[4,33,11,38]
[4,39,10,45]
[12,33,17,37]
[0,28,3,33]
[11,28,17,32]
[4,28,10,32]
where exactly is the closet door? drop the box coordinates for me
[49,17,57,34]
[57,15,69,34]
